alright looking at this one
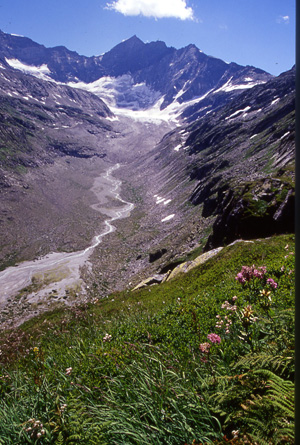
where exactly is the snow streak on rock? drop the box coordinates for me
[5,58,52,81]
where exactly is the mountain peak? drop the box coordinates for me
[112,35,145,52]
[126,35,144,44]
[101,35,170,76]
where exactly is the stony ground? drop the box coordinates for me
[0,113,210,327]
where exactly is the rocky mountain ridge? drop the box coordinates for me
[0,30,271,113]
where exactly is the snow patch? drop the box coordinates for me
[271,98,280,106]
[154,196,172,205]
[213,77,266,94]
[5,58,52,81]
[161,214,175,222]
[225,106,251,120]
[280,131,290,140]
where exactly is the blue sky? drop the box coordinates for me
[0,0,295,76]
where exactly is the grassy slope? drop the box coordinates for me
[0,234,295,444]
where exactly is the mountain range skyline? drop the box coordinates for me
[0,0,295,77]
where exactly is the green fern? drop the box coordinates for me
[233,350,294,377]
[66,433,82,443]
[208,367,294,443]
[252,369,295,442]
[54,432,65,445]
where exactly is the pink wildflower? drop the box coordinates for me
[235,265,267,283]
[235,272,246,284]
[207,333,221,344]
[215,320,223,329]
[267,278,278,289]
[199,342,211,353]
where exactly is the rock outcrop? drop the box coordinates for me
[204,176,295,250]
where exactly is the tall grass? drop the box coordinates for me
[0,234,295,444]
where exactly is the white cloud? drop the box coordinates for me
[106,0,195,20]
[277,15,290,24]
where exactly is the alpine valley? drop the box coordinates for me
[0,30,295,326]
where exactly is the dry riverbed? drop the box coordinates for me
[0,162,134,328]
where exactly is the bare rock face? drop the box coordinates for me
[204,176,295,251]
[149,249,167,263]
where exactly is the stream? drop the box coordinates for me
[0,163,134,311]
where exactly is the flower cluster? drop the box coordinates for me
[199,333,221,354]
[242,305,258,325]
[216,297,237,334]
[65,367,72,376]
[207,333,221,344]
[267,278,278,289]
[24,418,45,440]
[221,299,238,312]
[259,289,272,308]
[216,315,232,334]
[60,403,67,413]
[199,342,211,353]
[103,333,112,342]
[235,265,267,284]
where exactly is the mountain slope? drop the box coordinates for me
[119,66,295,276]
[0,57,113,174]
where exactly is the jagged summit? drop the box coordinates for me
[0,29,272,107]
[100,35,171,77]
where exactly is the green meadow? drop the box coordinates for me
[0,234,295,444]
